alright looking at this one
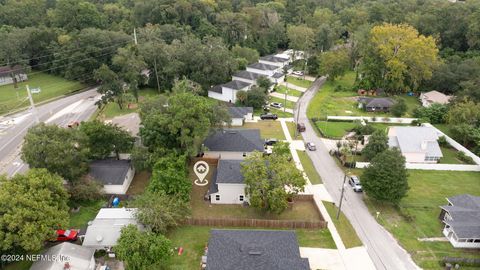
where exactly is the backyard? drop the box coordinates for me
[69,200,106,228]
[275,85,303,97]
[0,72,86,115]
[95,88,159,119]
[242,120,286,140]
[315,120,410,139]
[287,75,312,88]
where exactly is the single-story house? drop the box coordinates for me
[89,159,135,194]
[209,159,247,204]
[205,229,310,270]
[232,70,266,85]
[208,80,252,103]
[259,54,291,68]
[358,97,395,112]
[439,194,480,249]
[420,90,452,107]
[246,62,282,77]
[228,107,253,126]
[0,65,27,86]
[82,208,142,250]
[203,129,264,159]
[108,112,140,137]
[388,126,443,163]
[30,242,95,270]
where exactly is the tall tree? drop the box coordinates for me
[287,25,314,58]
[362,130,389,161]
[0,169,69,252]
[318,49,350,81]
[362,148,409,205]
[112,46,147,102]
[148,154,191,201]
[94,64,126,110]
[48,0,105,31]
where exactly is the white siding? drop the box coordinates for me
[208,90,228,102]
[230,118,244,126]
[103,167,135,194]
[205,151,254,160]
[211,183,248,204]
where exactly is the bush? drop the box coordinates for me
[456,151,476,164]
[413,103,448,124]
[69,176,104,203]
[391,99,407,117]
[353,123,375,135]
[437,136,449,147]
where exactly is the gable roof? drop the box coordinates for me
[209,85,223,94]
[233,70,265,81]
[422,90,452,104]
[388,126,442,157]
[89,159,131,185]
[222,80,251,90]
[247,62,279,71]
[206,229,310,270]
[260,55,289,63]
[228,107,253,119]
[441,194,480,239]
[30,242,94,270]
[0,65,25,77]
[358,97,395,108]
[204,129,264,152]
[209,159,244,194]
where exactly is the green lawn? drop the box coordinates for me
[316,121,357,139]
[95,88,159,119]
[0,72,86,115]
[286,76,312,88]
[167,226,335,269]
[275,85,303,97]
[270,96,296,109]
[254,107,293,118]
[69,200,106,228]
[242,121,286,140]
[363,170,480,269]
[297,150,322,184]
[438,146,466,164]
[323,201,363,248]
[434,124,454,138]
[286,121,297,139]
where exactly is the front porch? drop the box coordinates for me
[443,227,480,249]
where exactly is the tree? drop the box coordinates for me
[256,76,272,90]
[115,225,173,270]
[287,25,314,57]
[236,90,248,104]
[241,151,306,214]
[413,103,448,124]
[112,46,147,102]
[362,148,409,205]
[94,64,126,110]
[232,45,260,64]
[362,130,388,160]
[318,49,350,81]
[0,169,69,252]
[48,0,105,31]
[148,154,191,201]
[390,99,407,117]
[446,99,480,126]
[244,86,268,109]
[21,123,89,182]
[79,120,134,160]
[68,176,104,203]
[133,191,190,234]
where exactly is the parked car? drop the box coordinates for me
[292,71,304,76]
[263,106,270,112]
[260,113,278,120]
[265,138,278,146]
[348,176,362,192]
[55,229,79,242]
[306,142,316,151]
[297,123,306,132]
[270,102,283,108]
[67,121,79,128]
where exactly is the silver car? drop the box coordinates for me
[306,142,316,151]
[349,175,363,192]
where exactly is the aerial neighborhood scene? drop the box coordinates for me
[1,0,480,270]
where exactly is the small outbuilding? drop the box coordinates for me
[228,107,253,126]
[89,159,135,194]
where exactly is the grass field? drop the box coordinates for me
[286,76,312,88]
[95,88,159,119]
[434,124,454,138]
[242,121,286,140]
[269,107,293,117]
[297,150,322,184]
[286,121,297,139]
[275,85,303,97]
[270,96,296,109]
[438,146,466,164]
[167,225,336,269]
[316,121,357,138]
[323,202,363,248]
[362,170,480,269]
[69,200,106,228]
[0,73,86,115]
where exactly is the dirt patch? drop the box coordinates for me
[126,171,151,195]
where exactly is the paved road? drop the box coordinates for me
[295,78,420,270]
[0,89,100,177]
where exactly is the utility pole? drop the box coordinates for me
[336,173,348,220]
[26,85,39,123]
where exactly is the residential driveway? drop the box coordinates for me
[296,78,420,270]
[269,91,299,102]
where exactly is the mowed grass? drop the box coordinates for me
[286,121,297,139]
[297,150,322,184]
[438,146,466,164]
[167,226,336,269]
[242,120,286,140]
[286,76,312,88]
[275,85,303,97]
[0,72,86,115]
[96,88,159,119]
[316,121,357,138]
[363,170,480,269]
[270,96,296,109]
[323,202,363,248]
[69,200,106,228]
[253,107,293,118]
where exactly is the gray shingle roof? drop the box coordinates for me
[358,97,395,108]
[30,243,94,270]
[210,85,223,94]
[204,129,264,152]
[247,62,279,71]
[228,107,253,119]
[441,194,480,239]
[233,70,265,81]
[89,159,131,185]
[222,80,251,90]
[388,126,443,158]
[209,159,244,194]
[272,72,284,78]
[260,55,289,63]
[206,229,310,270]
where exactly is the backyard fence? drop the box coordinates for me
[184,217,327,229]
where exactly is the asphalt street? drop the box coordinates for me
[0,88,100,177]
[295,78,420,270]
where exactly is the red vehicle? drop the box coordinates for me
[55,229,78,242]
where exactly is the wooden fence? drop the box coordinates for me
[184,217,327,229]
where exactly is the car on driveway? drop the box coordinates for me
[292,71,304,76]
[306,142,316,151]
[55,229,78,242]
[270,102,283,108]
[260,113,278,120]
[265,138,278,146]
[348,175,362,192]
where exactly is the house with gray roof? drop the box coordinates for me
[228,107,253,126]
[30,242,95,270]
[89,159,135,194]
[208,159,247,204]
[358,97,395,112]
[205,229,310,269]
[246,62,282,77]
[203,129,264,160]
[232,70,267,85]
[208,80,252,103]
[388,126,443,163]
[259,54,291,68]
[0,65,27,86]
[440,194,480,248]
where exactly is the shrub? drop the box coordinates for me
[69,176,104,203]
[391,99,407,117]
[437,136,449,147]
[456,151,476,164]
[413,103,448,124]
[353,123,375,135]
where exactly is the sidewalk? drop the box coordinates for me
[269,91,299,102]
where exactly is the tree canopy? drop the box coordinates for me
[362,130,389,161]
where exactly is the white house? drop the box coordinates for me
[227,107,253,126]
[440,194,480,249]
[82,208,142,250]
[388,126,443,163]
[0,65,27,86]
[232,70,267,85]
[209,159,248,204]
[89,159,135,194]
[30,242,95,270]
[208,80,252,103]
[203,129,264,160]
[420,90,452,107]
[259,54,291,68]
[246,62,282,77]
